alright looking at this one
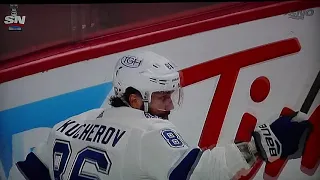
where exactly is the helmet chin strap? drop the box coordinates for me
[143,101,149,112]
[142,91,150,113]
[119,91,165,119]
[119,92,149,113]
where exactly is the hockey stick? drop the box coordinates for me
[300,69,320,114]
[280,69,320,117]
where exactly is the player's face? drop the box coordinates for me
[148,91,174,120]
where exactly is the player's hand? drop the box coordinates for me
[252,111,313,163]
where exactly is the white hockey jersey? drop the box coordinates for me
[8,107,251,180]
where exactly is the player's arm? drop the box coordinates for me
[7,116,72,180]
[8,108,106,180]
[8,142,52,180]
[192,111,312,179]
[140,111,312,180]
[7,118,67,180]
[189,142,256,180]
[139,120,253,180]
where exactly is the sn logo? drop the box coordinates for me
[4,16,26,25]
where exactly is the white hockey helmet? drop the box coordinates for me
[112,51,183,112]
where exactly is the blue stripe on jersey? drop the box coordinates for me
[16,152,51,180]
[169,148,202,180]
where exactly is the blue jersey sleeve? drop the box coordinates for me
[16,152,51,180]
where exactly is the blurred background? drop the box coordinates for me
[0,3,220,63]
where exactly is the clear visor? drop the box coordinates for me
[149,88,183,112]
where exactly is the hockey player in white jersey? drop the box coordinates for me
[8,51,312,180]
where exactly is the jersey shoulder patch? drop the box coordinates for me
[160,129,186,148]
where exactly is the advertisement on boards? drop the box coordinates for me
[0,5,319,180]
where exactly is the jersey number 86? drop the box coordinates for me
[53,139,112,180]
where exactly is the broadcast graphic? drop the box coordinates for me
[3,4,26,31]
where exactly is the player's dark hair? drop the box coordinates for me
[109,87,142,107]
